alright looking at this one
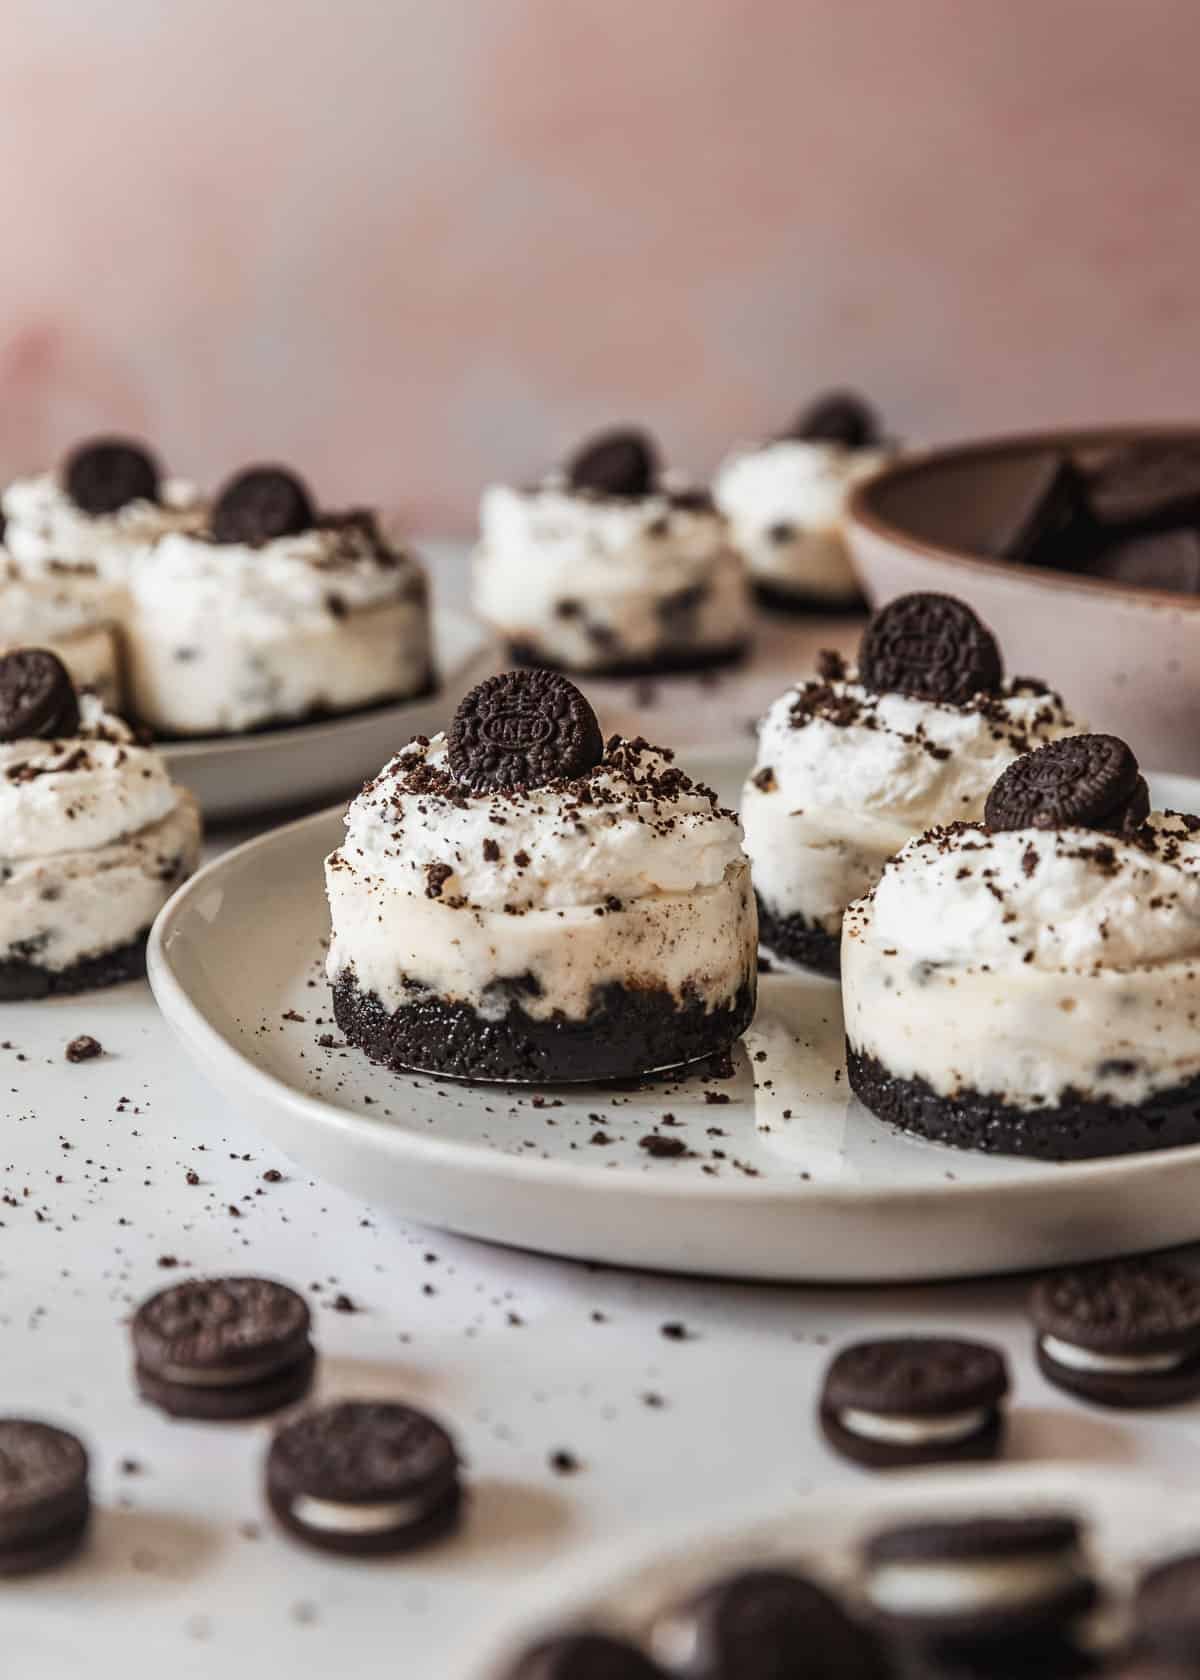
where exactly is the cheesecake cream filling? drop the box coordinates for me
[843,814,1200,1109]
[1,473,203,576]
[838,1406,989,1446]
[867,1554,1084,1616]
[743,674,1083,939]
[714,438,889,600]
[125,523,431,734]
[472,481,751,667]
[1039,1335,1187,1376]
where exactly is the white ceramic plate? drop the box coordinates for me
[147,758,1200,1283]
[458,1465,1200,1678]
[159,609,494,820]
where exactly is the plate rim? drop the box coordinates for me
[148,758,1200,1210]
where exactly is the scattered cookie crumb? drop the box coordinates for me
[65,1035,102,1064]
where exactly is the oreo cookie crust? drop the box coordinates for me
[333,970,755,1085]
[846,1044,1200,1162]
[1031,1262,1200,1409]
[756,896,842,978]
[752,579,867,616]
[819,1337,1009,1471]
[863,1514,1096,1646]
[0,1420,90,1576]
[503,1634,665,1680]
[133,1276,315,1421]
[652,1567,889,1679]
[507,636,749,681]
[266,1400,462,1557]
[0,928,150,1001]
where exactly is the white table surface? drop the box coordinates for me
[9,576,1200,1677]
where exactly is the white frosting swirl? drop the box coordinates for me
[1,473,203,577]
[0,692,178,860]
[342,732,745,913]
[743,669,1085,937]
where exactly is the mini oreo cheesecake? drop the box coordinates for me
[714,391,891,611]
[473,428,752,676]
[124,465,432,736]
[1,436,203,579]
[842,732,1200,1159]
[325,669,757,1082]
[0,648,201,996]
[742,593,1083,976]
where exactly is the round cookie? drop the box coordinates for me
[0,1419,90,1576]
[0,648,81,741]
[1030,1261,1200,1409]
[985,735,1149,835]
[266,1399,462,1556]
[566,428,658,498]
[448,669,605,792]
[819,1338,1010,1470]
[1133,1553,1200,1664]
[210,465,316,546]
[504,1633,665,1679]
[64,437,160,515]
[791,390,880,449]
[858,594,1004,706]
[652,1567,889,1678]
[862,1514,1095,1646]
[133,1276,315,1421]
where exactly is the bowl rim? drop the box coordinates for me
[846,422,1200,612]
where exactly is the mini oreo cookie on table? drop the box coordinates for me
[1030,1260,1200,1409]
[266,1400,462,1556]
[650,1566,889,1678]
[133,1276,315,1421]
[0,1419,91,1576]
[502,1634,666,1680]
[818,1338,1010,1470]
[861,1512,1097,1651]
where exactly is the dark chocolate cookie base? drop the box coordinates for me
[0,1507,90,1578]
[753,579,867,616]
[144,672,437,742]
[0,930,151,1001]
[756,897,842,978]
[847,1045,1200,1161]
[267,1480,463,1557]
[135,1345,317,1422]
[506,639,749,681]
[873,1577,1098,1650]
[333,972,756,1084]
[1035,1338,1200,1411]
[819,1405,1004,1472]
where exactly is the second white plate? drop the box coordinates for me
[148,759,1200,1282]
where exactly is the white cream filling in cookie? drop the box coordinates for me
[291,1493,432,1534]
[838,1406,989,1446]
[867,1554,1083,1616]
[1039,1334,1188,1376]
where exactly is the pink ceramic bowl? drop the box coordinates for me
[846,426,1200,773]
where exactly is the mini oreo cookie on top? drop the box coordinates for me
[448,668,605,793]
[858,593,1004,706]
[861,1513,1096,1649]
[266,1399,462,1556]
[1030,1260,1200,1409]
[210,464,316,547]
[789,389,881,451]
[504,1633,665,1680]
[651,1567,889,1678]
[132,1276,315,1421]
[63,436,161,516]
[0,647,81,741]
[0,1419,90,1576]
[985,734,1150,836]
[819,1337,1010,1471]
[566,428,659,499]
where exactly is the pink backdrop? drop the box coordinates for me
[1,0,1197,529]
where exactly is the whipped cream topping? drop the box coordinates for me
[714,439,888,598]
[858,814,1200,975]
[743,659,1084,937]
[341,732,745,914]
[131,516,424,629]
[0,693,179,860]
[2,473,202,576]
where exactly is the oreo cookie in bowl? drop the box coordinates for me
[324,669,757,1082]
[842,729,1200,1159]
[0,647,201,997]
[741,592,1085,976]
[472,427,753,677]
